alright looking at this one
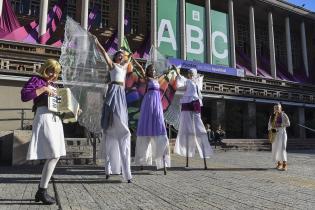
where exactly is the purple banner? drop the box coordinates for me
[168,58,245,77]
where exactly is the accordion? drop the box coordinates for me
[48,86,80,123]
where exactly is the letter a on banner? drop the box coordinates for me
[157,0,180,58]
[186,3,206,62]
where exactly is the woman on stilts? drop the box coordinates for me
[174,68,213,169]
[21,59,66,205]
[268,103,290,171]
[95,37,132,183]
[133,60,170,175]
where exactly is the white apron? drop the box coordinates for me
[27,106,66,160]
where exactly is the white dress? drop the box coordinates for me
[27,106,66,160]
[268,112,290,162]
[174,76,213,158]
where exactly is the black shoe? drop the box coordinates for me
[105,175,110,180]
[35,187,56,205]
[127,179,132,183]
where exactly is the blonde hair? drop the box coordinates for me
[37,59,61,79]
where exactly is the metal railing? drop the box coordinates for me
[0,108,33,130]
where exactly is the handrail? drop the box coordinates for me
[0,108,33,130]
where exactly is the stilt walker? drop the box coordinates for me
[174,68,213,169]
[268,103,290,171]
[95,38,132,183]
[133,60,170,174]
[21,59,66,205]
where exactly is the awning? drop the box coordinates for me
[168,58,245,77]
[202,93,315,107]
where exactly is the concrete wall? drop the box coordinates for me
[12,130,32,165]
[0,80,33,131]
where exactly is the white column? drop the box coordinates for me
[0,0,4,17]
[298,107,306,139]
[206,0,212,64]
[81,0,89,30]
[100,0,103,28]
[180,0,186,59]
[285,17,293,75]
[151,0,157,47]
[39,0,49,44]
[268,12,276,79]
[118,0,125,48]
[301,21,309,77]
[249,6,257,76]
[228,0,236,68]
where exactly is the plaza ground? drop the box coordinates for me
[0,150,315,210]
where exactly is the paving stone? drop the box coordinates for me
[0,151,314,209]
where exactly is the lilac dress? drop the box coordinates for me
[137,79,166,136]
[135,79,170,169]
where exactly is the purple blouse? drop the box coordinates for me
[21,76,55,108]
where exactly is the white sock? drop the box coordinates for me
[39,158,59,188]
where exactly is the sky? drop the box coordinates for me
[287,0,315,12]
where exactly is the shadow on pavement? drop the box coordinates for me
[167,167,272,171]
[0,199,43,205]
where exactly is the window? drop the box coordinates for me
[126,0,140,34]
[146,0,151,32]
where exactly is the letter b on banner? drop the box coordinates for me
[186,3,206,63]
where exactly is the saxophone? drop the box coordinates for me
[268,113,279,143]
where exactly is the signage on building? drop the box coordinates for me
[168,58,244,77]
[186,3,206,63]
[157,1,230,67]
[157,0,180,58]
[211,10,230,66]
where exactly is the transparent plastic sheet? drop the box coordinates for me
[146,45,169,76]
[59,17,109,133]
[163,73,204,131]
[163,91,183,130]
[194,74,204,101]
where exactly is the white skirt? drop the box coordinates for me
[272,127,287,162]
[135,135,171,169]
[175,111,213,158]
[27,106,66,160]
[101,114,132,180]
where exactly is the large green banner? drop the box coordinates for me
[157,0,180,58]
[211,10,230,66]
[186,3,206,63]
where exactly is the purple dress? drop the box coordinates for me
[137,79,166,137]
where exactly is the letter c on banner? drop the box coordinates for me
[212,31,228,59]
[158,19,177,50]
